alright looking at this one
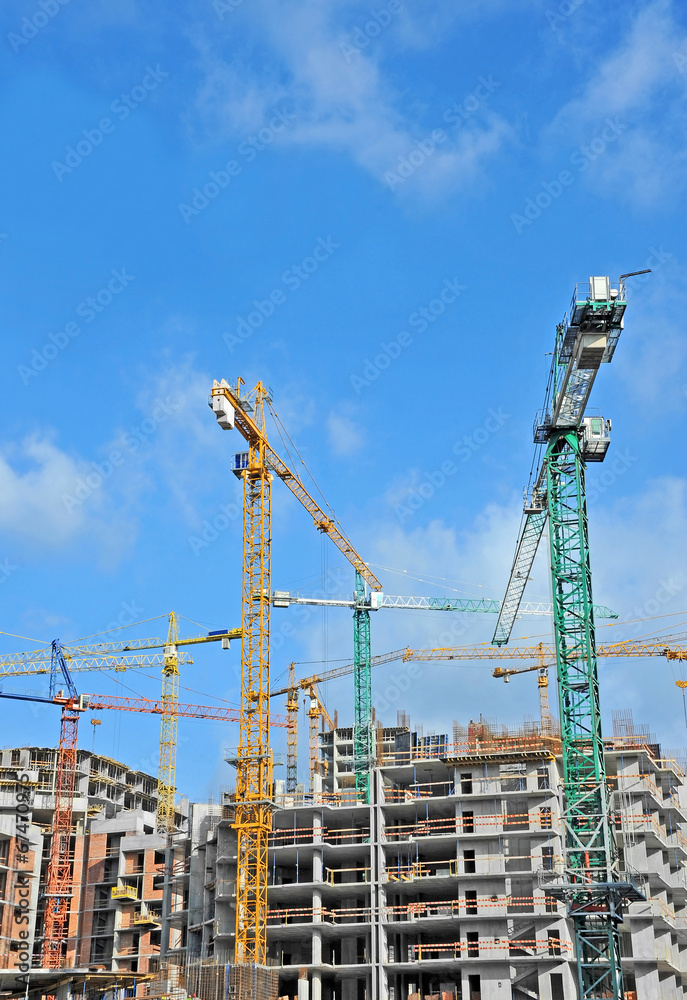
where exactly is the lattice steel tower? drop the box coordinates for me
[493,273,649,999]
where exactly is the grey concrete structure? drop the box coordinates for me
[160,719,687,1000]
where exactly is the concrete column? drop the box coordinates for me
[297,967,309,1000]
[311,811,323,1000]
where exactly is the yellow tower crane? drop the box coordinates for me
[209,378,380,967]
[306,681,337,787]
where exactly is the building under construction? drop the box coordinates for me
[0,274,680,1000]
[0,745,186,975]
[154,711,687,1000]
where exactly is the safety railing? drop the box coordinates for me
[409,937,573,961]
[325,866,370,885]
[385,852,563,880]
[273,790,367,809]
[384,810,557,839]
[267,904,371,925]
[379,734,560,767]
[617,773,663,803]
[656,758,686,779]
[617,812,667,845]
[667,830,687,854]
[270,825,370,847]
[111,885,138,901]
[385,894,561,920]
[654,944,687,972]
[386,859,457,881]
[384,780,454,802]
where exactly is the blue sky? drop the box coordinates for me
[0,0,686,800]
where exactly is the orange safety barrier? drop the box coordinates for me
[386,895,561,917]
[410,938,573,959]
[380,735,560,766]
[270,825,370,846]
[385,811,557,837]
[267,904,372,924]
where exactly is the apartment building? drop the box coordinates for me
[0,746,187,977]
[160,715,687,1000]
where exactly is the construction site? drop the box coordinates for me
[1,274,686,1000]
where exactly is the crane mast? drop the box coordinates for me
[236,381,273,966]
[42,644,82,969]
[157,613,180,834]
[353,570,373,802]
[493,274,649,999]
[210,377,380,968]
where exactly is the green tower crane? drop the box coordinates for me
[274,585,616,803]
[493,273,649,999]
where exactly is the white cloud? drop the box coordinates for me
[190,0,511,195]
[327,408,366,457]
[0,435,112,547]
[544,0,687,204]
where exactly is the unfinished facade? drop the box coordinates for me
[0,746,187,977]
[160,715,687,1000]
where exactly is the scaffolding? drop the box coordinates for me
[171,957,279,1000]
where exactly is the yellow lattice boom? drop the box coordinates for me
[210,377,378,966]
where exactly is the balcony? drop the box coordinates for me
[111,885,138,901]
[215,880,234,900]
[386,859,456,882]
[620,813,667,848]
[667,830,687,856]
[630,897,675,927]
[325,866,370,885]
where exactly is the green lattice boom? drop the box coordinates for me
[353,570,373,804]
[546,430,624,999]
